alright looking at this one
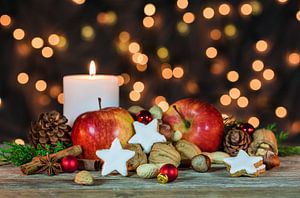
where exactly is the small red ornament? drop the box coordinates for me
[239,123,255,135]
[60,155,78,173]
[136,110,153,125]
[157,164,178,183]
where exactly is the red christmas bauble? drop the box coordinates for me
[136,110,153,125]
[60,155,78,173]
[158,164,178,183]
[239,123,255,135]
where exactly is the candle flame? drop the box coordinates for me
[89,60,96,76]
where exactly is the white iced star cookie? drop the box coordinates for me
[223,150,265,177]
[96,138,135,176]
[129,119,166,154]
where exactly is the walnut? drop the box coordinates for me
[175,140,201,161]
[125,144,147,171]
[149,142,181,167]
[191,154,211,172]
[74,170,94,185]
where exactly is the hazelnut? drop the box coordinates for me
[263,151,280,170]
[191,154,211,172]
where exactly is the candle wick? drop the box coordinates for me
[98,98,102,110]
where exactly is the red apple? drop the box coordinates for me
[163,98,224,152]
[71,107,135,160]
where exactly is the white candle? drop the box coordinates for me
[63,60,119,126]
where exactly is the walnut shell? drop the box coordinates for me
[175,140,202,161]
[74,170,94,185]
[125,144,147,171]
[136,164,160,179]
[149,142,181,167]
[191,154,211,172]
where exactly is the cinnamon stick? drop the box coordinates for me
[77,159,101,171]
[20,145,82,175]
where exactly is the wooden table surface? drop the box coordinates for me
[0,156,300,198]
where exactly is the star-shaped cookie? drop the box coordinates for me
[96,138,135,176]
[129,119,166,154]
[223,150,265,177]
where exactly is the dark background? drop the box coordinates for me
[0,0,299,143]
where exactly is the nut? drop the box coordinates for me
[175,140,201,161]
[159,124,174,141]
[149,142,181,167]
[263,150,280,170]
[171,130,183,142]
[74,170,94,185]
[125,144,147,171]
[136,164,160,179]
[202,151,230,164]
[191,154,211,172]
[149,105,163,119]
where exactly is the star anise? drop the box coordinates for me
[37,154,62,176]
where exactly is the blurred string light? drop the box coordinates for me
[31,37,44,49]
[275,106,287,118]
[287,52,300,67]
[57,93,64,104]
[121,73,130,84]
[57,35,68,49]
[290,121,300,134]
[13,28,25,40]
[183,12,195,24]
[263,68,275,80]
[220,94,231,106]
[252,59,264,72]
[296,11,300,21]
[154,96,166,105]
[255,40,269,53]
[250,1,263,16]
[158,101,169,112]
[177,0,188,10]
[211,60,226,75]
[224,24,237,38]
[173,66,184,78]
[129,90,141,101]
[185,80,199,94]
[128,42,140,53]
[210,29,222,40]
[38,94,51,106]
[81,25,95,41]
[72,0,85,5]
[249,79,262,91]
[49,85,62,98]
[206,47,218,58]
[17,72,29,85]
[117,75,125,86]
[48,34,60,46]
[41,46,54,58]
[35,80,47,92]
[162,68,173,79]
[248,116,260,128]
[227,70,239,82]
[0,14,11,26]
[97,11,117,25]
[119,31,130,43]
[143,16,154,28]
[218,4,231,16]
[229,88,241,99]
[144,3,156,16]
[0,97,2,108]
[16,43,31,56]
[240,3,253,16]
[237,96,249,108]
[177,21,189,35]
[276,0,288,5]
[133,81,145,93]
[203,7,215,19]
[157,47,169,59]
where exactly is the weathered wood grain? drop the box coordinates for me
[0,156,300,198]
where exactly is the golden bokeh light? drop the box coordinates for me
[255,40,268,53]
[57,36,67,49]
[210,29,221,40]
[154,96,166,105]
[250,1,262,15]
[0,98,2,107]
[162,68,173,79]
[57,93,64,104]
[218,3,231,16]
[183,12,195,24]
[263,69,275,80]
[14,138,25,145]
[249,79,262,91]
[252,59,264,72]
[31,37,44,49]
[227,70,239,82]
[177,0,188,9]
[13,28,25,40]
[35,80,47,92]
[129,90,141,101]
[16,43,31,57]
[277,0,288,4]
[121,73,130,84]
[290,121,300,134]
[157,47,169,59]
[186,80,199,94]
[297,11,300,21]
[0,15,11,26]
[48,34,60,46]
[81,25,95,41]
[133,81,145,93]
[97,11,117,25]
[229,88,241,99]
[119,31,130,43]
[220,94,231,106]
[49,85,62,98]
[158,101,169,112]
[240,3,253,16]
[206,47,218,59]
[17,72,29,85]
[248,117,260,128]
[137,54,148,65]
[173,66,184,78]
[237,96,249,108]
[117,75,125,86]
[224,24,237,37]
[41,46,54,58]
[177,21,189,35]
[136,64,148,72]
[144,3,156,16]
[287,52,300,67]
[128,42,140,53]
[275,106,287,118]
[38,94,51,106]
[143,16,154,28]
[72,0,85,5]
[203,7,215,19]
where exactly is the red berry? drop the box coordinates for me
[239,123,255,135]
[159,164,178,182]
[136,110,153,124]
[60,155,78,173]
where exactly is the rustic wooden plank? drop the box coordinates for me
[0,156,300,197]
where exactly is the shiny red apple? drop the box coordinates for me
[163,98,224,152]
[71,107,135,160]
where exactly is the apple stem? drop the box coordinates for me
[98,97,102,110]
[173,105,191,129]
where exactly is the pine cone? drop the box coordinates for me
[29,111,72,148]
[223,128,251,156]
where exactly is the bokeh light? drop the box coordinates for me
[252,60,264,72]
[13,28,25,40]
[263,69,275,80]
[297,11,300,21]
[48,34,60,46]
[35,80,47,92]
[0,15,11,26]
[144,3,156,16]
[41,46,54,58]
[210,29,222,40]
[248,117,260,128]
[49,85,62,98]
[229,88,241,99]
[177,21,189,35]
[224,24,237,37]
[157,47,169,59]
[0,98,2,107]
[31,37,44,49]
[203,7,215,19]
[57,36,67,49]
[57,93,64,104]
[133,81,145,93]
[121,73,130,84]
[275,106,287,118]
[250,1,263,16]
[143,16,154,28]
[206,47,218,58]
[173,66,184,78]
[136,64,148,72]
[162,68,173,79]
[119,31,130,43]
[249,79,262,90]
[17,72,29,85]
[220,94,231,106]
[277,0,288,4]
[237,96,249,108]
[97,11,117,25]
[255,40,268,53]
[72,0,85,5]
[286,52,300,67]
[158,101,169,112]
[128,42,140,53]
[154,96,166,105]
[240,3,253,16]
[218,4,231,16]
[183,12,195,24]
[186,80,199,94]
[177,0,188,9]
[129,90,141,101]
[227,70,239,82]
[14,138,25,145]
[81,25,95,41]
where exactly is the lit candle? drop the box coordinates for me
[63,60,119,126]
